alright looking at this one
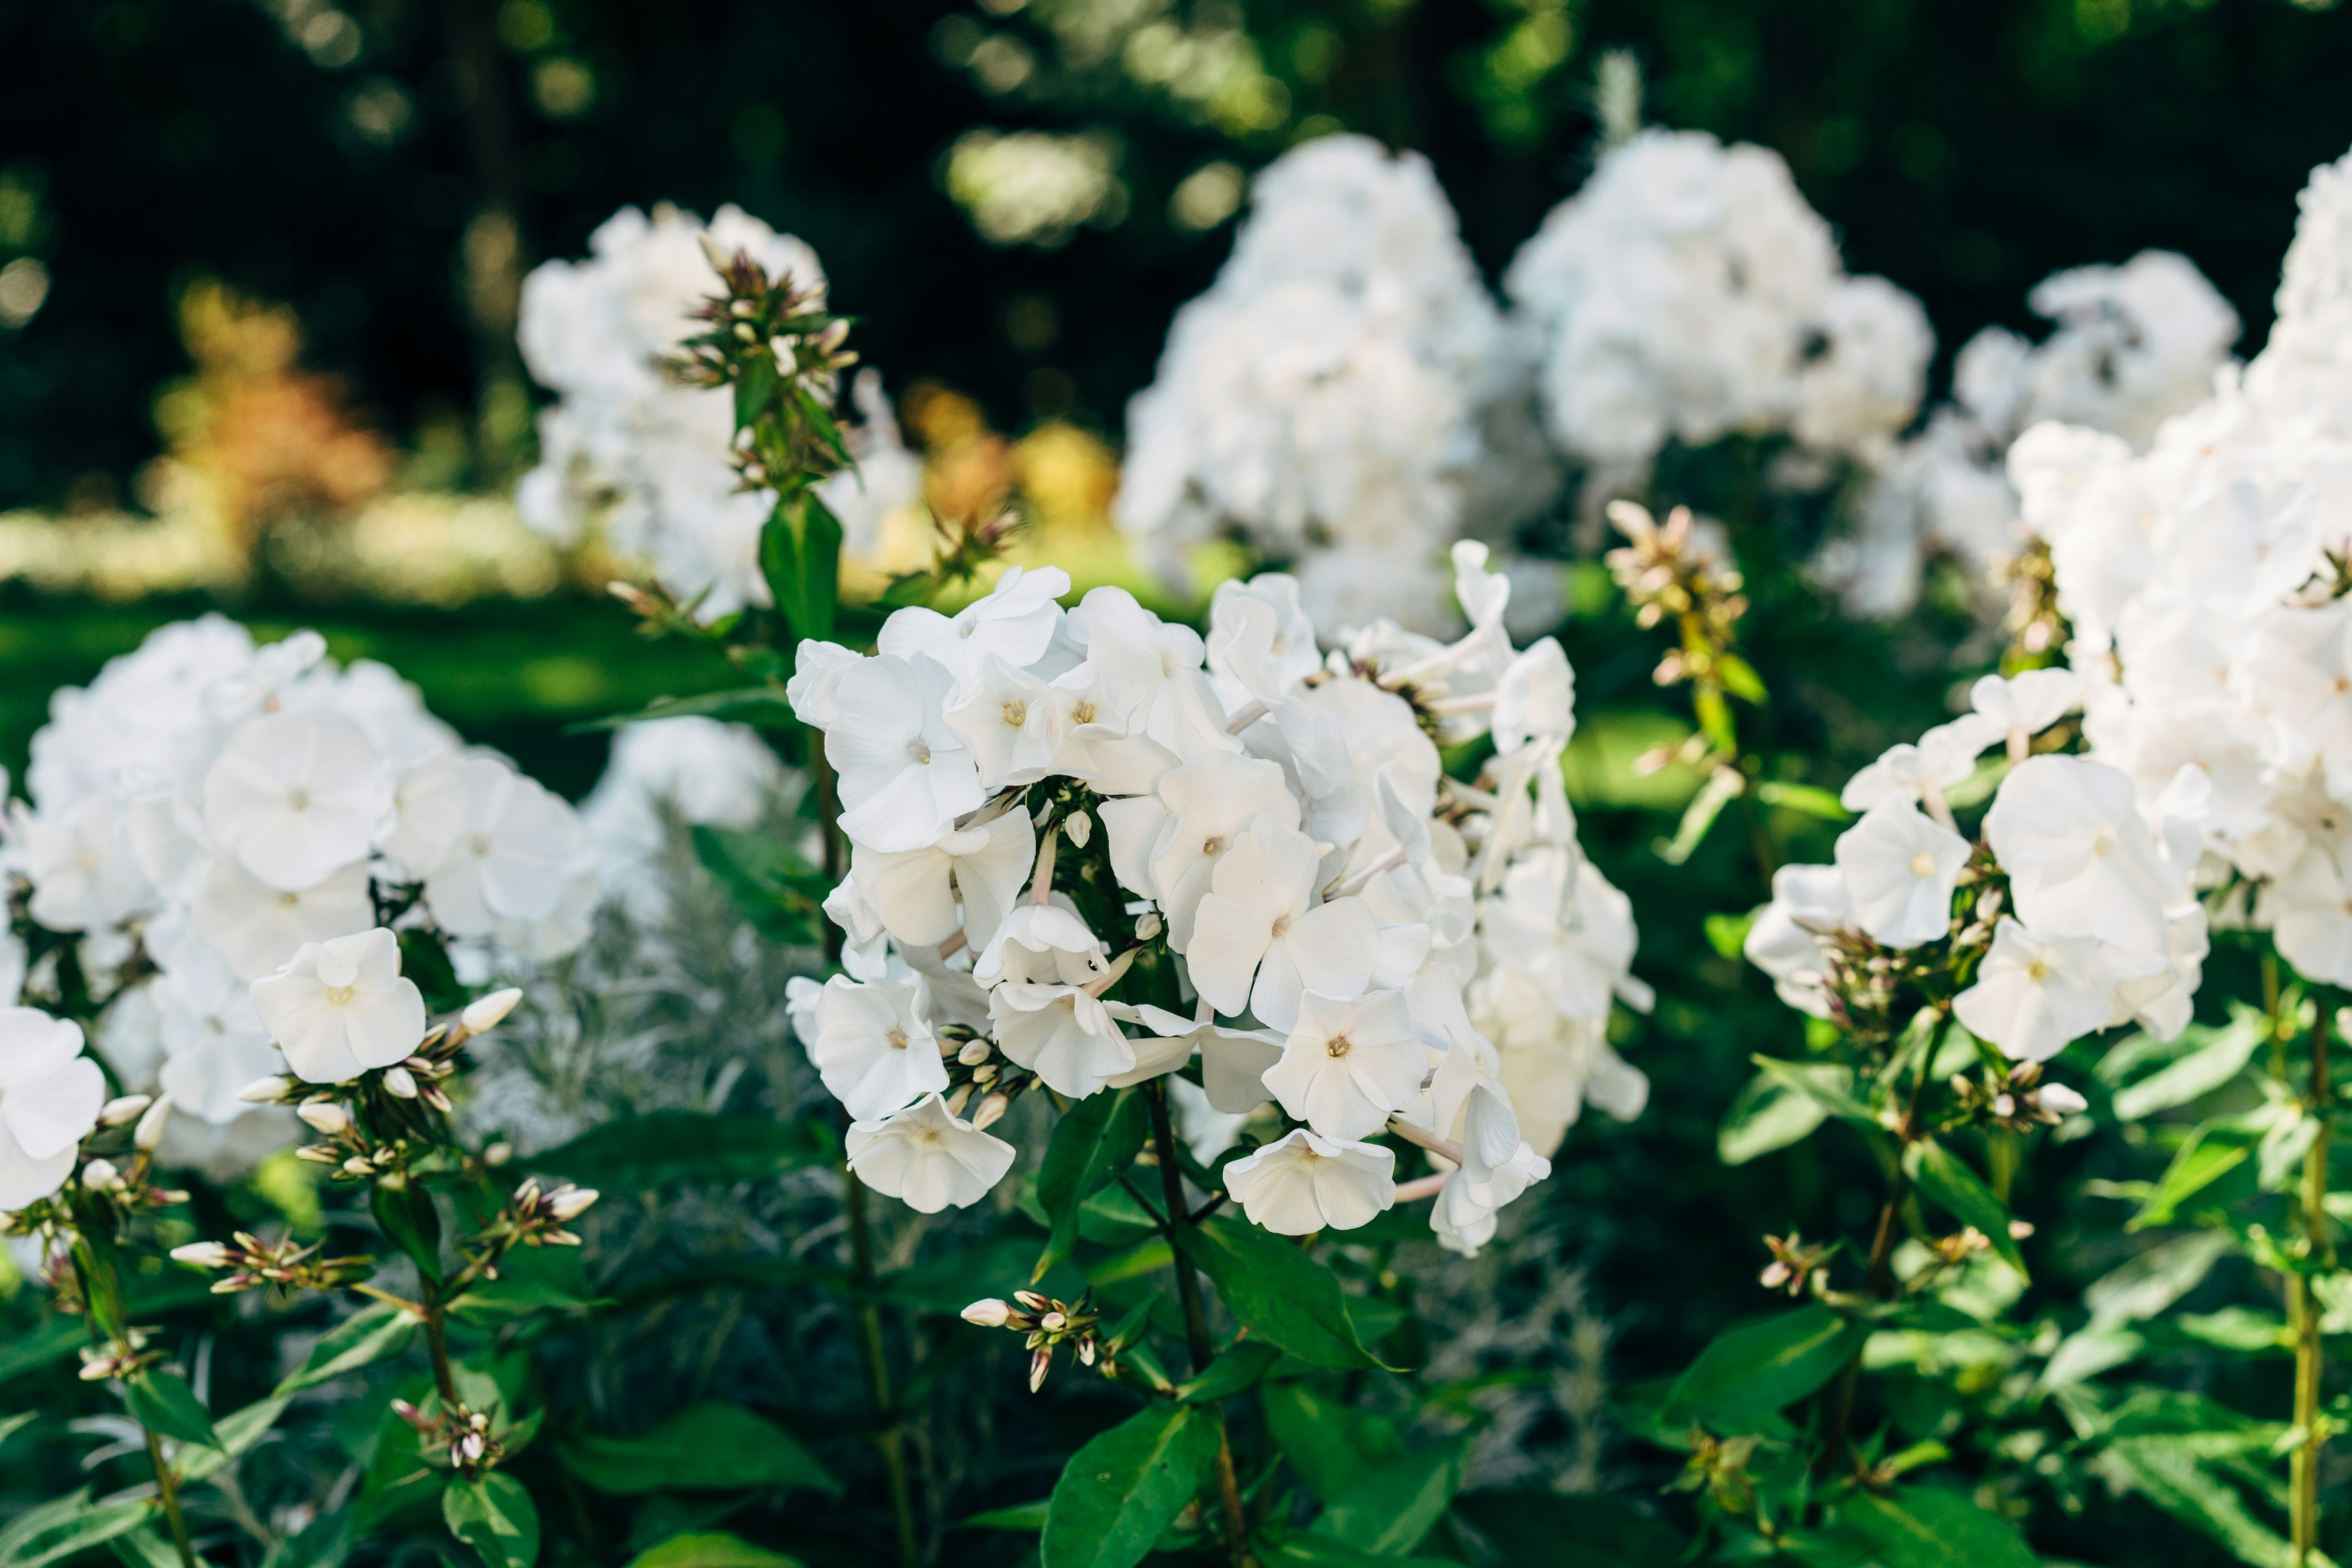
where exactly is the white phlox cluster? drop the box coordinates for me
[517,203,918,619]
[1116,135,1561,637]
[4,616,596,1163]
[2011,148,2352,986]
[1503,129,1932,483]
[786,545,1648,1253]
[1829,250,2238,616]
[1745,668,2206,1066]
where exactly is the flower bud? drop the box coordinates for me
[962,1297,1011,1327]
[171,1241,233,1269]
[1990,1095,2015,1119]
[382,1067,419,1100]
[972,1092,1010,1131]
[134,1096,171,1152]
[1063,813,1092,849]
[2008,1219,2036,1240]
[956,1038,992,1066]
[2037,1083,2087,1117]
[1759,1261,1791,1289]
[546,1185,599,1222]
[298,1102,351,1136]
[1040,1310,1067,1331]
[483,1142,513,1167]
[237,1076,292,1104]
[99,1094,153,1127]
[1134,911,1163,942]
[82,1159,121,1191]
[462,988,524,1035]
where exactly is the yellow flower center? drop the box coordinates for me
[326,985,355,1005]
[1909,851,1936,878]
[1325,1034,1352,1059]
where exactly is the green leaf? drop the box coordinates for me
[258,1506,353,1568]
[1035,1089,1152,1282]
[1040,1402,1217,1568]
[1750,1056,1874,1125]
[1702,910,1756,960]
[2111,1016,2264,1121]
[1718,1067,1833,1166]
[2096,1437,2296,1568]
[123,1369,219,1452]
[759,492,843,645]
[372,1180,444,1286]
[2130,1128,2253,1231]
[0,1320,87,1387]
[958,1502,1049,1532]
[1714,652,1768,703]
[1654,766,1743,866]
[2086,1231,2236,1328]
[690,825,828,944]
[1904,1139,2029,1279]
[1839,1487,2037,1568]
[1176,1216,1392,1370]
[1653,1305,1868,1439]
[0,1492,153,1568]
[175,1396,291,1485]
[1262,1382,1401,1503]
[622,1534,802,1568]
[530,1112,838,1190]
[558,1403,839,1496]
[105,1530,181,1568]
[443,1474,540,1568]
[1753,780,1848,821]
[0,1412,35,1449]
[571,689,798,733]
[1451,1492,1686,1567]
[1312,1433,1470,1554]
[1176,1341,1283,1404]
[276,1303,418,1396]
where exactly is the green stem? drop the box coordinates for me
[421,1291,460,1407]
[71,1244,199,1568]
[145,1427,202,1568]
[847,1169,919,1568]
[1145,1080,1256,1568]
[2293,1003,2331,1566]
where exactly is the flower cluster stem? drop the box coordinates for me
[1146,1079,1256,1568]
[145,1426,202,1568]
[847,1169,919,1568]
[2293,1003,2331,1565]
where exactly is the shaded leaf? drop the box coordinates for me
[1452,1492,1686,1567]
[558,1403,839,1497]
[1262,1382,1400,1504]
[371,1180,443,1286]
[444,1474,539,1568]
[175,1396,290,1485]
[531,1112,837,1190]
[1719,1068,1833,1166]
[2130,1131,2252,1231]
[1035,1089,1150,1283]
[691,826,828,945]
[1654,767,1743,866]
[1839,1487,2037,1568]
[958,1503,1049,1532]
[123,1370,219,1452]
[0,1492,152,1568]
[2111,1016,2264,1121]
[1312,1433,1470,1554]
[622,1534,802,1568]
[1040,1402,1217,1568]
[1753,780,1847,820]
[1177,1342,1284,1405]
[275,1304,417,1396]
[2087,1231,2235,1328]
[1653,1305,1867,1439]
[105,1530,180,1568]
[1905,1139,2029,1278]
[571,689,798,733]
[1177,1216,1391,1370]
[1750,1056,1874,1125]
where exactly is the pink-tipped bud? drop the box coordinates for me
[1990,1095,2015,1118]
[1029,1347,1052,1393]
[2008,1219,2036,1240]
[956,1038,992,1066]
[546,1185,599,1222]
[99,1094,153,1127]
[298,1102,351,1136]
[238,1076,292,1104]
[1759,1261,1792,1289]
[171,1241,233,1269]
[962,1297,1011,1327]
[2038,1083,2087,1117]
[1040,1310,1067,1331]
[973,1092,1009,1131]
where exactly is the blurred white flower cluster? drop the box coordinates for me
[516,204,920,619]
[1116,135,1560,637]
[4,616,595,1173]
[2014,147,2352,986]
[785,546,1646,1253]
[1504,128,1933,483]
[1829,250,2239,616]
[1747,669,2204,1064]
[579,715,790,922]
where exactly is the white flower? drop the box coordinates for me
[1984,755,2180,953]
[1263,989,1427,1142]
[878,565,1069,688]
[1954,918,2115,1062]
[192,856,375,982]
[154,955,281,1125]
[989,983,1135,1099]
[424,755,592,940]
[0,1009,104,1212]
[1833,800,1970,949]
[808,979,948,1120]
[1207,575,1322,697]
[1839,726,1989,815]
[1076,586,1238,760]
[850,812,1037,951]
[249,928,427,1084]
[1492,638,1574,755]
[1144,750,1303,946]
[202,714,394,892]
[1429,1141,1551,1256]
[785,640,862,729]
[1222,1128,1396,1235]
[1970,669,2083,745]
[380,752,469,880]
[944,656,1057,792]
[1185,827,1377,1030]
[822,654,985,853]
[973,902,1110,988]
[846,1093,1016,1213]
[1743,863,1853,1017]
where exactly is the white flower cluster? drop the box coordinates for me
[5,616,595,1156]
[2013,147,2352,986]
[1829,251,2238,616]
[786,545,1647,1253]
[516,204,918,619]
[1116,135,1560,637]
[1746,669,2204,1062]
[1503,128,1932,479]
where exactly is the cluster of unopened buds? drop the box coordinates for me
[1916,1220,2034,1281]
[76,1327,158,1382]
[169,1231,375,1296]
[936,1025,1034,1132]
[391,1397,504,1480]
[1946,1060,2087,1132]
[68,1095,189,1215]
[486,1178,599,1252]
[1604,503,1749,681]
[1758,1232,1837,1297]
[963,1290,1104,1391]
